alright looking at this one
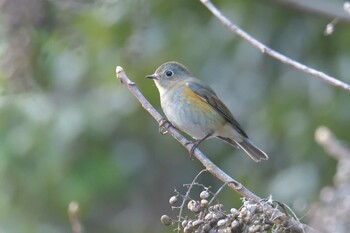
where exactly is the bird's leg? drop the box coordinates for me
[158,118,172,135]
[186,133,212,158]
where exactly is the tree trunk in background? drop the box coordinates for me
[0,0,44,92]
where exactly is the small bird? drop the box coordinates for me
[146,61,268,162]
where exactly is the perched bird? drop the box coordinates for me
[146,61,268,162]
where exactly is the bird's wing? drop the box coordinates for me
[186,81,248,138]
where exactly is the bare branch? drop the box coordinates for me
[199,0,350,93]
[315,126,350,161]
[116,66,257,200]
[68,201,83,233]
[311,126,350,231]
[270,0,350,24]
[115,66,318,233]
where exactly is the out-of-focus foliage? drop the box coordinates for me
[0,0,349,232]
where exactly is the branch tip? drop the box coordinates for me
[68,201,79,214]
[315,126,330,144]
[115,65,135,85]
[116,66,124,74]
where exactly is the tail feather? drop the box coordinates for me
[237,139,269,162]
[217,136,240,149]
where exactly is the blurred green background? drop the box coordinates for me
[0,0,349,232]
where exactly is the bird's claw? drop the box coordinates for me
[184,134,211,159]
[185,141,198,159]
[158,118,171,135]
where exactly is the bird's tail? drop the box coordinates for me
[237,139,268,162]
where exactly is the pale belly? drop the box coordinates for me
[160,88,225,139]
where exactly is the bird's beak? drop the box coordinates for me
[146,74,158,80]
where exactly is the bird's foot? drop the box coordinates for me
[158,118,171,135]
[185,133,212,159]
[185,140,200,159]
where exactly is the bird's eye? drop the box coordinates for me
[165,70,173,77]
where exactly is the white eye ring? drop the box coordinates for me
[165,70,173,77]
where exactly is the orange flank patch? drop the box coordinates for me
[183,86,213,112]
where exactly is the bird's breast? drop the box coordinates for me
[160,85,224,139]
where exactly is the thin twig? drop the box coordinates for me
[199,0,350,93]
[176,169,207,233]
[208,181,235,206]
[115,66,316,233]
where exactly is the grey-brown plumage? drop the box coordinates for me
[146,61,268,162]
